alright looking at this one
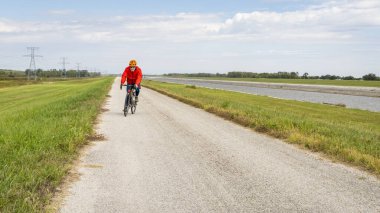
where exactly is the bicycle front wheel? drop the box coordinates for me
[125,105,130,116]
[124,94,130,117]
[131,105,136,114]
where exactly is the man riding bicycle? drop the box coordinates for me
[120,59,143,102]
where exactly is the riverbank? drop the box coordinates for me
[149,77,380,97]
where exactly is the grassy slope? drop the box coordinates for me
[0,78,82,88]
[0,77,114,212]
[167,76,380,87]
[0,80,41,88]
[143,80,380,175]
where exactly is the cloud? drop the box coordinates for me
[0,19,21,33]
[218,0,380,40]
[48,9,75,15]
[0,0,379,43]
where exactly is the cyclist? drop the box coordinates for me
[120,59,143,102]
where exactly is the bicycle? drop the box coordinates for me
[122,84,137,116]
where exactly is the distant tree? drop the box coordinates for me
[81,70,89,77]
[342,76,355,80]
[36,69,43,77]
[362,73,378,81]
[25,69,31,76]
[226,71,301,79]
[227,72,243,78]
[309,76,320,79]
[290,72,299,79]
[302,72,309,79]
[320,74,340,80]
[8,71,14,77]
[320,75,329,80]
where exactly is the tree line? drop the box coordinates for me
[164,72,380,81]
[0,69,101,79]
[25,69,101,78]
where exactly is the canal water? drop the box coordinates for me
[148,77,380,112]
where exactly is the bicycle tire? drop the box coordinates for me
[130,92,137,114]
[123,88,137,116]
[125,105,130,116]
[124,93,131,117]
[131,105,136,114]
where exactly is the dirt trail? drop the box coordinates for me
[59,78,380,213]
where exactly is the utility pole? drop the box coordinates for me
[24,47,42,80]
[76,63,81,78]
[59,57,69,78]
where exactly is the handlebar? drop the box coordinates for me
[121,84,137,88]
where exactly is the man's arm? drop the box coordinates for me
[135,67,143,85]
[120,68,128,89]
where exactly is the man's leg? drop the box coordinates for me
[126,84,132,92]
[125,85,132,107]
[135,84,141,102]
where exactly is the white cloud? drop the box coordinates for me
[0,19,21,33]
[218,0,380,40]
[48,9,75,15]
[0,0,379,43]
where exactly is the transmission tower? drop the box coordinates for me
[76,63,81,78]
[59,57,70,78]
[24,47,42,80]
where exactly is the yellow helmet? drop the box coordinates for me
[129,59,137,67]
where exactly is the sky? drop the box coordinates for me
[0,0,379,77]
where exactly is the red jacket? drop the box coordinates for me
[121,66,142,85]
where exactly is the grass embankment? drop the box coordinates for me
[168,76,380,87]
[143,80,380,175]
[0,77,114,212]
[0,79,41,88]
[0,78,85,88]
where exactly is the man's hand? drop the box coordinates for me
[134,84,138,89]
[120,84,122,90]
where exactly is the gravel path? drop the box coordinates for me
[59,79,380,213]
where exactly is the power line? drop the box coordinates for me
[76,63,81,78]
[23,47,42,80]
[59,57,70,78]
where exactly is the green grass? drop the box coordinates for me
[0,80,42,88]
[167,76,380,87]
[0,78,85,88]
[143,80,380,176]
[0,77,114,212]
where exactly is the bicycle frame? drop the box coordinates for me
[122,85,137,116]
